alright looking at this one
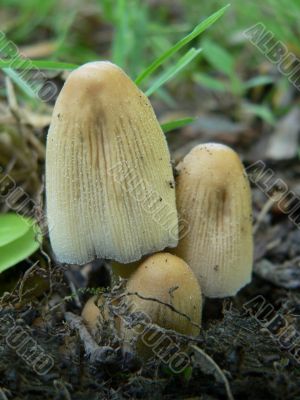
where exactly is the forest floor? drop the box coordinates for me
[1,2,300,398]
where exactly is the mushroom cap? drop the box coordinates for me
[121,253,201,345]
[174,143,253,298]
[81,294,121,345]
[81,295,107,334]
[46,61,178,265]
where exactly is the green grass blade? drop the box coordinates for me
[135,4,230,85]
[145,47,202,96]
[161,117,196,133]
[242,102,276,125]
[243,75,275,89]
[0,60,78,70]
[112,0,128,68]
[202,38,235,76]
[194,73,228,92]
[4,69,37,98]
[53,9,79,57]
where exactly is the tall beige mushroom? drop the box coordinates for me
[46,61,178,265]
[173,143,253,298]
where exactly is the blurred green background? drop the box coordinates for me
[1,0,300,275]
[0,0,299,116]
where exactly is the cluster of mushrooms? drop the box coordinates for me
[46,61,253,360]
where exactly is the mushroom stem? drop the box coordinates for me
[110,260,139,280]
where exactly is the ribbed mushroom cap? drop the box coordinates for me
[120,252,201,357]
[46,61,178,264]
[173,143,253,298]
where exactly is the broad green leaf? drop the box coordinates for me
[135,4,230,85]
[0,226,41,273]
[0,213,41,273]
[0,213,31,247]
[145,48,202,96]
[161,117,196,133]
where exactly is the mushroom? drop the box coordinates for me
[46,61,178,265]
[119,252,202,358]
[81,294,114,336]
[81,295,104,333]
[173,143,253,298]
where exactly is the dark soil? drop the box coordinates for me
[1,154,300,400]
[1,10,300,397]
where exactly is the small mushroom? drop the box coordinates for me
[81,295,108,335]
[81,294,119,342]
[46,61,178,265]
[173,143,253,298]
[119,252,202,358]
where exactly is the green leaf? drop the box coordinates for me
[161,117,196,133]
[202,38,235,76]
[0,60,78,70]
[201,37,245,94]
[0,213,31,247]
[0,213,41,273]
[243,75,275,89]
[0,60,77,100]
[242,102,276,125]
[4,68,37,99]
[135,4,230,85]
[194,73,228,91]
[183,366,193,381]
[112,0,128,68]
[145,48,202,96]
